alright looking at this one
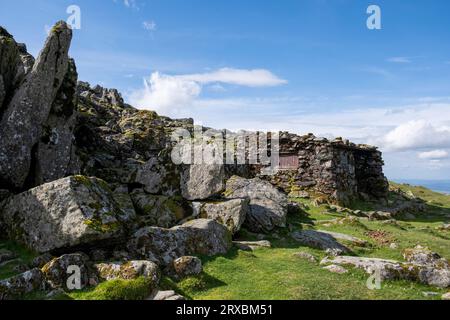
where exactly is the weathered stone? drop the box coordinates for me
[42,253,90,291]
[131,189,184,228]
[1,176,130,253]
[442,292,450,300]
[0,21,72,189]
[0,269,44,300]
[233,240,271,251]
[196,199,249,234]
[403,246,446,267]
[224,176,288,233]
[181,164,225,200]
[95,260,160,284]
[128,219,232,266]
[172,256,202,278]
[34,58,79,186]
[293,252,318,263]
[323,264,348,274]
[135,157,181,196]
[291,230,351,255]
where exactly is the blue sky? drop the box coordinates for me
[1,0,450,180]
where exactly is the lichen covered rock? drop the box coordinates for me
[196,198,249,234]
[0,269,44,300]
[95,260,160,285]
[172,256,202,278]
[41,253,90,291]
[224,176,288,233]
[128,219,232,266]
[181,164,225,200]
[1,176,132,253]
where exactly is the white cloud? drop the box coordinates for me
[378,120,450,151]
[129,68,286,115]
[387,57,412,63]
[418,150,449,160]
[142,21,156,31]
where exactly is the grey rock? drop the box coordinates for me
[323,264,348,274]
[0,21,72,189]
[442,292,450,300]
[1,176,130,253]
[128,219,232,266]
[224,176,288,233]
[148,290,185,301]
[131,189,183,228]
[181,164,225,200]
[172,256,203,278]
[233,240,271,251]
[291,230,351,255]
[135,157,180,196]
[30,253,54,269]
[95,260,160,284]
[42,253,90,291]
[196,198,249,234]
[316,230,368,247]
[0,269,44,300]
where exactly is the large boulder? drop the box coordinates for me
[135,157,181,196]
[0,21,73,189]
[128,219,232,266]
[224,176,288,233]
[0,269,44,300]
[130,189,185,228]
[181,165,225,200]
[0,176,134,253]
[195,198,249,234]
[41,253,91,291]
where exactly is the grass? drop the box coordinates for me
[0,240,37,280]
[69,277,154,300]
[160,183,450,300]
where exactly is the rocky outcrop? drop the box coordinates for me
[321,249,450,288]
[224,176,288,233]
[1,176,134,253]
[128,219,232,266]
[195,198,249,234]
[0,22,73,190]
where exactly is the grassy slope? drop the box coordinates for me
[162,182,450,300]
[1,182,449,300]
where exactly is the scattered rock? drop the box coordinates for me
[316,230,368,247]
[224,176,288,233]
[442,292,450,300]
[291,230,351,255]
[233,240,271,251]
[128,219,232,266]
[422,291,439,297]
[323,264,348,274]
[172,256,203,278]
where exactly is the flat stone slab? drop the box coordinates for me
[291,230,351,255]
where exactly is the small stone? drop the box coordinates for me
[442,292,450,300]
[422,291,439,297]
[293,252,317,263]
[233,240,271,251]
[389,243,398,249]
[172,256,202,278]
[323,264,348,274]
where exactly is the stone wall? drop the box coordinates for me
[258,132,388,206]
